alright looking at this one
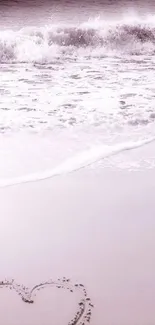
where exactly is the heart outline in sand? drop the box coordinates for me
[0,277,94,324]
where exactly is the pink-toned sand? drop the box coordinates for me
[0,167,155,325]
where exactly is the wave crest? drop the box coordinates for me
[1,18,155,62]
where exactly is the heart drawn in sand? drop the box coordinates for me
[0,278,94,325]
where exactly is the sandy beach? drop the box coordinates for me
[1,0,155,323]
[0,160,155,325]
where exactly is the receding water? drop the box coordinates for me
[1,0,155,182]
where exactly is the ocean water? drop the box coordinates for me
[1,0,155,184]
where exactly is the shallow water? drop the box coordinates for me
[1,0,155,181]
[1,3,155,325]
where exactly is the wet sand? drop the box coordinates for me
[0,167,155,325]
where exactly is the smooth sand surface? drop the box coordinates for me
[0,167,155,325]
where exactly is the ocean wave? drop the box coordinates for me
[1,17,155,62]
[0,136,154,187]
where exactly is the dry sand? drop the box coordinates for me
[0,167,155,325]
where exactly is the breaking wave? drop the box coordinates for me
[1,16,155,62]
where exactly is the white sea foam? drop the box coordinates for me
[1,15,155,63]
[0,136,154,188]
